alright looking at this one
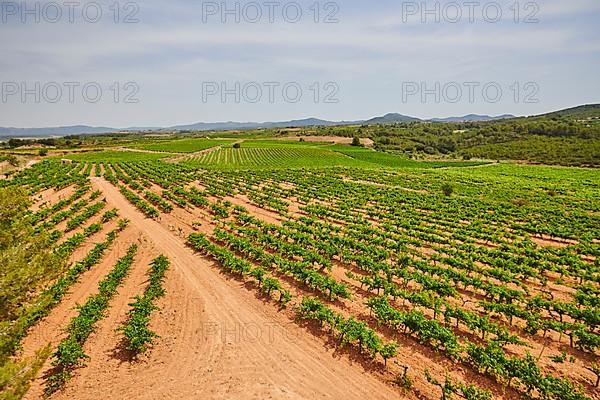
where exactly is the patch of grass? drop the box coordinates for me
[0,345,51,400]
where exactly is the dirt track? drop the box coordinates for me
[24,177,401,399]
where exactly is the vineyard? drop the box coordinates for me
[183,146,366,169]
[0,138,598,400]
[182,140,485,169]
[127,138,235,153]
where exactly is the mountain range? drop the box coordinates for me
[0,114,515,138]
[429,114,516,123]
[3,105,597,138]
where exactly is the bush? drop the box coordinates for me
[3,155,19,167]
[233,143,241,149]
[441,183,454,197]
[512,198,529,207]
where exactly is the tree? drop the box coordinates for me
[7,138,24,148]
[351,136,361,147]
[39,148,48,157]
[233,143,241,149]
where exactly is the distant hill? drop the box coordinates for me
[169,121,267,131]
[0,125,118,137]
[430,114,515,123]
[0,118,362,138]
[1,104,597,137]
[535,104,600,120]
[364,113,421,124]
[169,118,354,131]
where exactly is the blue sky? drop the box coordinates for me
[1,0,599,127]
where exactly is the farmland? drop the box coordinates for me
[127,138,235,153]
[0,137,598,400]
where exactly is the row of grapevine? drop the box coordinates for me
[46,245,138,394]
[120,255,170,354]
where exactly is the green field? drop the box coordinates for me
[234,139,336,148]
[65,151,171,162]
[183,146,366,169]
[128,138,235,153]
[178,142,482,170]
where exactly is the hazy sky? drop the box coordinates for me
[1,0,599,127]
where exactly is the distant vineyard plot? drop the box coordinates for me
[182,147,368,169]
[180,142,484,170]
[128,138,235,153]
[66,151,171,162]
